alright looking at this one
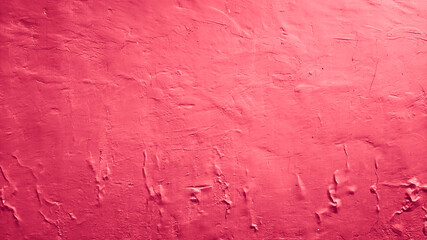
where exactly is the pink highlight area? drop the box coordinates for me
[1,0,426,239]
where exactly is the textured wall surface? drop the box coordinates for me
[1,0,427,239]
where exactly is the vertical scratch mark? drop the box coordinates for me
[343,144,350,170]
[295,173,307,198]
[422,206,427,236]
[370,157,380,213]
[369,60,379,92]
[243,187,257,231]
[142,150,147,176]
[142,150,156,198]
[328,176,342,212]
[214,163,232,219]
[317,113,323,126]
[0,166,10,184]
[155,153,160,170]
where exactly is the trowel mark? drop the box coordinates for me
[388,177,426,218]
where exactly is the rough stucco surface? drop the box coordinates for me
[1,0,427,239]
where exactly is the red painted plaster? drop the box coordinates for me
[1,0,427,239]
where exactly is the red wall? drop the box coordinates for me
[1,0,427,239]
